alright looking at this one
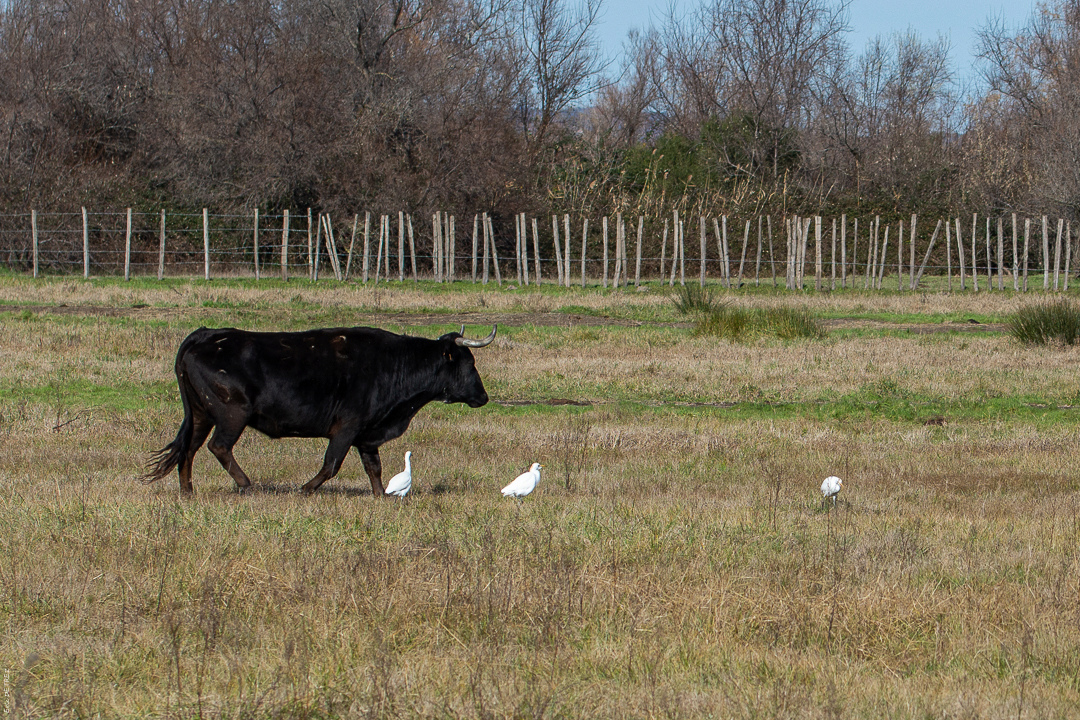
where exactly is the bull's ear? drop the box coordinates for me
[438,325,466,342]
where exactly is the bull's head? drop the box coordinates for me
[438,324,496,407]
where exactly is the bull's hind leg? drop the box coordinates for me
[206,419,253,491]
[178,412,214,494]
[357,448,384,497]
[301,432,354,494]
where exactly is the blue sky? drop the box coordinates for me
[594,0,1038,83]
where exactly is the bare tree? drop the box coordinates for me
[514,0,606,159]
[976,0,1080,215]
[813,29,956,207]
[587,29,658,148]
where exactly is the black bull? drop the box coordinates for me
[144,324,496,494]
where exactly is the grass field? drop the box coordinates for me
[0,274,1078,718]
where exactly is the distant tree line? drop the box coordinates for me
[2,0,1079,227]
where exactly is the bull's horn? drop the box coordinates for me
[455,324,497,348]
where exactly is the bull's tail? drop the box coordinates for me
[142,411,192,483]
[142,329,204,484]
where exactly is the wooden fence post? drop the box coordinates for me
[1054,218,1063,291]
[869,217,879,289]
[997,216,1004,291]
[1023,218,1030,292]
[785,217,793,290]
[281,209,290,281]
[581,217,588,288]
[361,212,370,284]
[124,208,132,281]
[344,214,358,280]
[159,209,167,280]
[802,217,813,290]
[946,218,952,292]
[398,211,405,282]
[768,216,776,287]
[449,214,455,282]
[971,214,978,292]
[551,215,562,286]
[847,217,855,290]
[679,218,686,286]
[617,212,626,289]
[312,212,322,282]
[897,219,904,292]
[472,214,479,283]
[408,214,417,281]
[624,215,632,287]
[878,224,889,290]
[374,215,385,284]
[660,218,668,281]
[31,209,38,278]
[909,215,917,290]
[488,214,502,285]
[801,216,811,290]
[82,207,90,278]
[955,218,966,290]
[434,213,442,282]
[1066,221,1072,292]
[721,215,730,288]
[306,208,313,280]
[323,214,342,281]
[481,213,490,284]
[635,216,643,287]
[984,216,992,291]
[830,217,836,290]
[1012,214,1019,291]
[814,216,822,291]
[913,219,942,290]
[515,214,523,284]
[699,216,707,288]
[563,214,572,288]
[520,214,529,285]
[756,216,764,286]
[840,214,847,289]
[1041,216,1049,290]
[532,217,541,285]
[253,207,260,280]
[603,216,609,288]
[665,209,673,284]
[864,218,872,290]
[203,208,211,281]
[738,218,749,288]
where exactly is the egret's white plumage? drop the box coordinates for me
[821,475,842,507]
[384,451,413,498]
[501,463,542,498]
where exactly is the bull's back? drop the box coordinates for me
[175,326,393,437]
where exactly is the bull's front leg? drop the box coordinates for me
[357,448,384,497]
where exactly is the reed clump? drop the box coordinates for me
[671,285,825,341]
[1007,299,1080,345]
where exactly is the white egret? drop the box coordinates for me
[384,451,413,498]
[501,463,542,498]
[821,475,842,508]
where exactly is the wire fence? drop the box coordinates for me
[1,208,1075,292]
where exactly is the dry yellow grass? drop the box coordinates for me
[0,277,1078,718]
